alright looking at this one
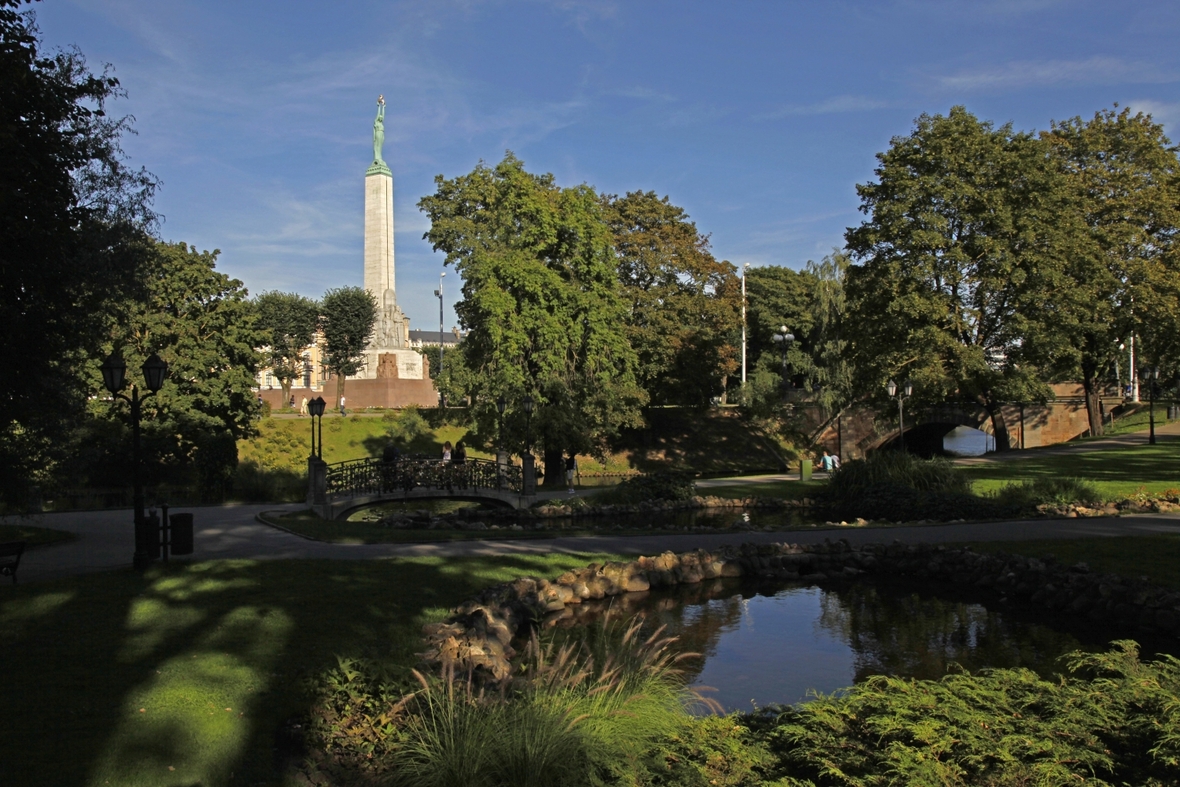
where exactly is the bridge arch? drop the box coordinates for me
[310,456,533,519]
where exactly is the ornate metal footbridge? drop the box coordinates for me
[307,455,532,519]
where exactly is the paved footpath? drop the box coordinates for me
[7,502,1180,585]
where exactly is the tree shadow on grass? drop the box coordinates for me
[0,552,617,786]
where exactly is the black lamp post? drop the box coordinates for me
[308,396,326,458]
[100,350,169,570]
[1147,366,1159,445]
[887,379,913,452]
[772,325,794,399]
[522,395,535,456]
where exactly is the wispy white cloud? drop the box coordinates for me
[936,56,1179,91]
[612,85,676,102]
[1127,99,1180,135]
[755,94,889,120]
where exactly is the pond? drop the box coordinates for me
[549,576,1176,712]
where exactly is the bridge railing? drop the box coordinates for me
[324,455,524,500]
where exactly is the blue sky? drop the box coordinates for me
[34,0,1180,332]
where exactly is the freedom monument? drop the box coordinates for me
[326,96,436,407]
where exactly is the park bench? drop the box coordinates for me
[0,541,25,584]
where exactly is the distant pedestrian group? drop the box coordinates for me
[820,450,841,472]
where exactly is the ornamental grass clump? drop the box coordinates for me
[349,617,715,787]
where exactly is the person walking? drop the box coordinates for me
[565,454,577,494]
[339,395,347,417]
[299,396,308,417]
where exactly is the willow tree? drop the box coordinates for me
[418,153,645,481]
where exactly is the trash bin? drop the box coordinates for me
[169,513,194,556]
[800,459,813,482]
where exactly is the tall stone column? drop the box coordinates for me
[364,160,395,306]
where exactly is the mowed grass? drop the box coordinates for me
[0,522,78,547]
[966,534,1180,590]
[0,553,623,787]
[961,442,1180,501]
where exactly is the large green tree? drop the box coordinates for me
[0,0,157,506]
[742,264,817,404]
[603,191,740,406]
[320,286,377,408]
[254,291,320,405]
[88,241,263,499]
[418,153,646,481]
[1040,107,1180,435]
[844,107,1064,449]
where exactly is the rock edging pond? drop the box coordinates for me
[419,539,1180,682]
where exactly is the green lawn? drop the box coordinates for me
[0,522,78,547]
[966,534,1180,589]
[0,553,623,787]
[961,442,1180,500]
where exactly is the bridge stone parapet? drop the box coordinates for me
[308,455,534,519]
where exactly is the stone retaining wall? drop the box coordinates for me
[418,540,1180,682]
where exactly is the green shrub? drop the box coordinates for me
[232,460,305,502]
[757,641,1180,786]
[592,472,697,505]
[990,477,1102,510]
[823,452,978,521]
[384,405,430,448]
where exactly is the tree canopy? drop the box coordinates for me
[418,153,646,474]
[1040,107,1180,434]
[255,291,320,405]
[85,241,263,499]
[603,190,740,406]
[320,286,377,407]
[0,0,158,506]
[844,106,1065,448]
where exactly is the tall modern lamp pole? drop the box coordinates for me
[887,379,913,452]
[434,271,446,407]
[100,350,169,570]
[741,263,750,387]
[771,326,794,400]
[1148,366,1159,445]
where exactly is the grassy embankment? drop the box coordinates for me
[0,523,78,547]
[0,552,622,786]
[5,531,1180,784]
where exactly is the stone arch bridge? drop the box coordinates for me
[308,456,531,520]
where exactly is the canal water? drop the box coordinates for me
[548,576,1174,712]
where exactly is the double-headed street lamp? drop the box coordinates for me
[100,350,169,570]
[887,379,913,452]
[741,263,750,387]
[772,326,794,399]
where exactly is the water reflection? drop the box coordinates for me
[547,577,1154,712]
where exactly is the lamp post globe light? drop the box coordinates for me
[308,396,327,458]
[887,379,913,452]
[100,350,169,570]
[771,326,794,400]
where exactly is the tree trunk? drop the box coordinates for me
[543,446,564,487]
[1082,376,1104,437]
[280,378,293,410]
[985,404,1012,452]
[335,375,346,411]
